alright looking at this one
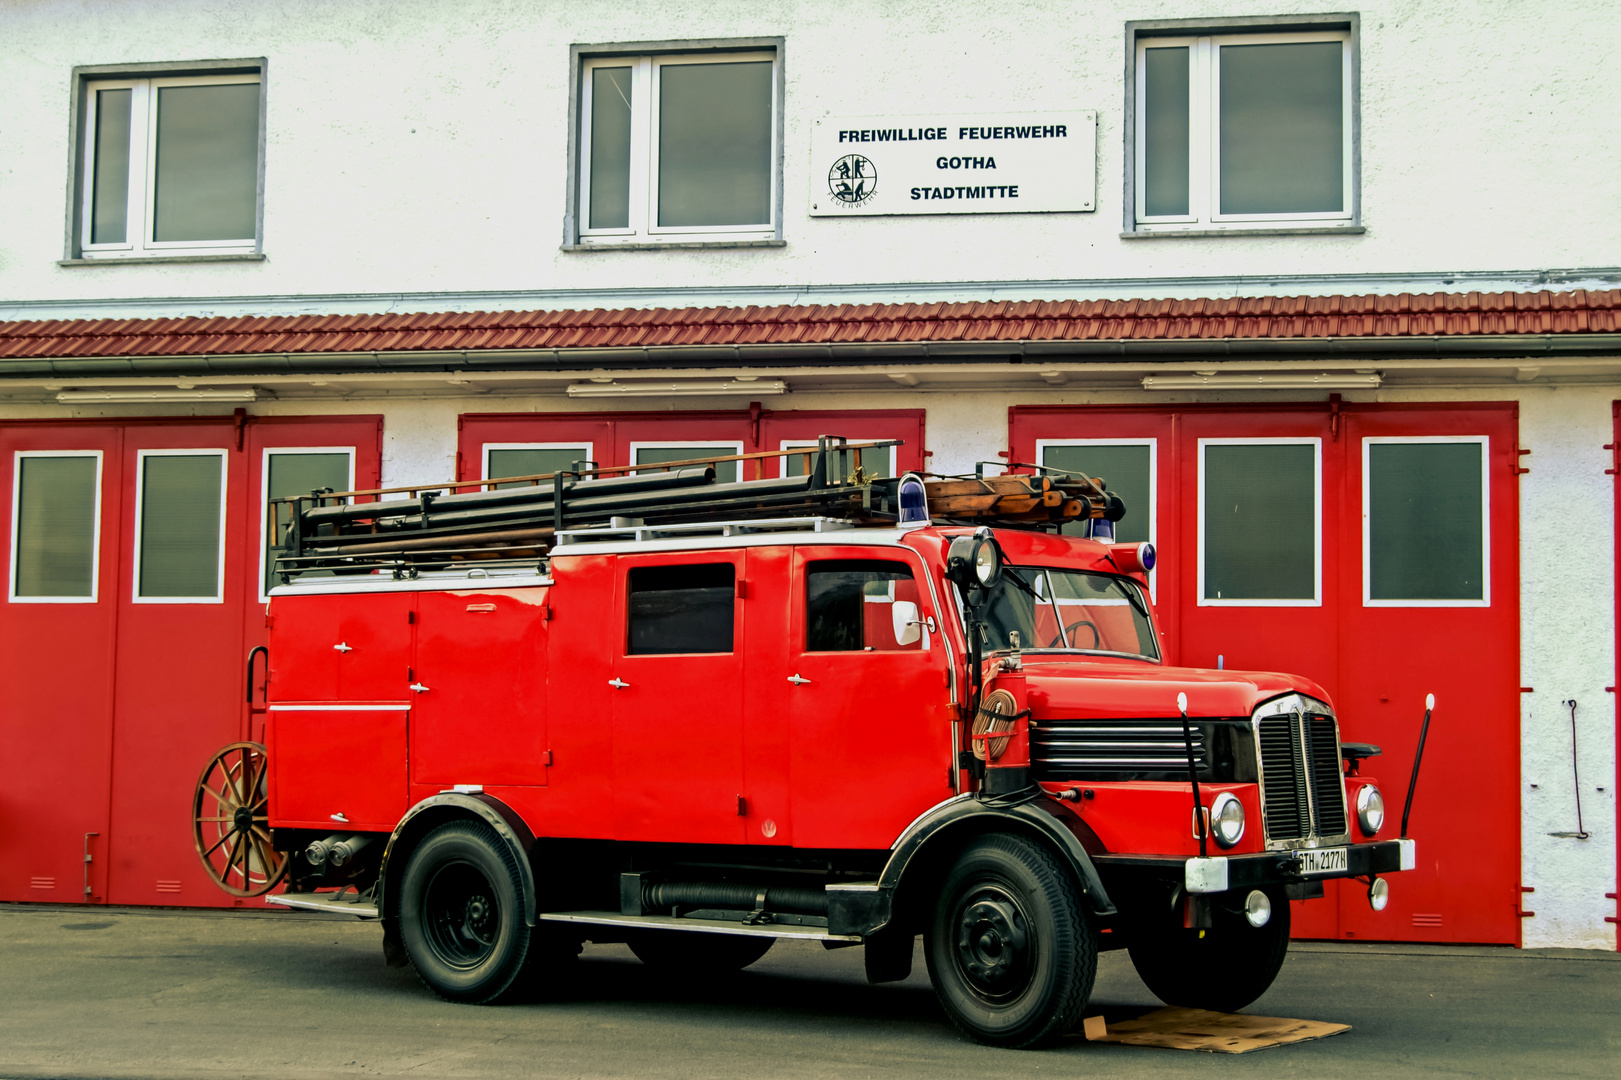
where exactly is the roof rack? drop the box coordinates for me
[267,436,1122,584]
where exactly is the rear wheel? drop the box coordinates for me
[398,820,531,1004]
[628,931,774,973]
[1126,886,1291,1013]
[924,834,1097,1049]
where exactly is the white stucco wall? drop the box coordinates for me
[0,0,1617,307]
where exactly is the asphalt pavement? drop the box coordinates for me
[0,903,1616,1080]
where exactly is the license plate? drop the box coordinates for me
[1298,847,1348,875]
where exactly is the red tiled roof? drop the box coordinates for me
[2,290,1617,361]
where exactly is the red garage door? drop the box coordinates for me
[457,407,927,485]
[1,414,380,906]
[1012,402,1521,944]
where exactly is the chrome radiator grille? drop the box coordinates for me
[1257,706,1347,843]
[1032,718,1205,780]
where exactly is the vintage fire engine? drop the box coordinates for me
[193,438,1416,1048]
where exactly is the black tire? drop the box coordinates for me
[1126,886,1291,1013]
[628,930,774,973]
[924,834,1097,1049]
[398,820,532,1004]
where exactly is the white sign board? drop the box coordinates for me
[808,111,1095,217]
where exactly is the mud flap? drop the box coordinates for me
[381,918,410,968]
[864,929,915,984]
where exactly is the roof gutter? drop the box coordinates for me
[2,334,1618,380]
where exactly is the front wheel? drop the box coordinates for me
[1126,886,1291,1013]
[924,834,1097,1049]
[398,820,532,1004]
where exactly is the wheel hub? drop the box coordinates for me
[231,806,254,831]
[955,892,1031,997]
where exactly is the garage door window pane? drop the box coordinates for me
[14,456,99,598]
[635,445,739,485]
[1368,443,1484,601]
[1043,444,1152,543]
[139,454,223,598]
[783,444,891,480]
[266,452,351,594]
[1204,444,1316,600]
[487,448,591,490]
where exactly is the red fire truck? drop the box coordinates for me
[194,439,1415,1048]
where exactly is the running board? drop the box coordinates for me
[539,910,862,942]
[266,892,379,919]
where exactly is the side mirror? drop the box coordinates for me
[892,600,922,646]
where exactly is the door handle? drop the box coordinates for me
[409,682,431,693]
[333,642,353,653]
[609,678,629,689]
[787,674,811,686]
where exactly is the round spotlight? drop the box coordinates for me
[1368,877,1390,912]
[1138,541,1156,572]
[1244,889,1272,928]
[971,533,1003,589]
[1356,784,1385,837]
[1210,792,1246,848]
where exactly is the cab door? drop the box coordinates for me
[785,547,955,850]
[610,550,747,844]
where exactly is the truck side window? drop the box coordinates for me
[806,560,922,652]
[627,563,734,654]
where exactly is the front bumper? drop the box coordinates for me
[1092,838,1414,895]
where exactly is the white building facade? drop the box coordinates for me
[0,0,1617,949]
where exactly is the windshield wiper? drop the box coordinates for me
[1114,579,1150,621]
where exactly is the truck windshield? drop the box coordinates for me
[975,568,1159,661]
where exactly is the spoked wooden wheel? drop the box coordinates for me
[192,741,286,897]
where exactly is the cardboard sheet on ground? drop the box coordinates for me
[1084,1007,1350,1053]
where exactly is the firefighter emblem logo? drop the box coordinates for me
[828,154,877,206]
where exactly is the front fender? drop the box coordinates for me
[875,791,1117,927]
[375,792,537,927]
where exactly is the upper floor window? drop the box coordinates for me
[1127,17,1356,233]
[74,65,263,259]
[573,44,781,246]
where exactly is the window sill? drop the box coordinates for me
[58,253,266,267]
[1121,226,1365,240]
[563,239,786,253]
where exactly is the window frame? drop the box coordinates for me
[1123,14,1359,235]
[258,447,355,604]
[1197,436,1322,608]
[804,557,930,654]
[132,448,229,605]
[630,440,747,482]
[568,39,785,248]
[777,440,898,480]
[482,442,597,483]
[67,60,267,262]
[8,450,104,605]
[1036,437,1158,598]
[1362,435,1491,609]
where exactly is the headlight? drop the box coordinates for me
[1210,792,1245,848]
[1244,889,1272,927]
[1356,784,1385,837]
